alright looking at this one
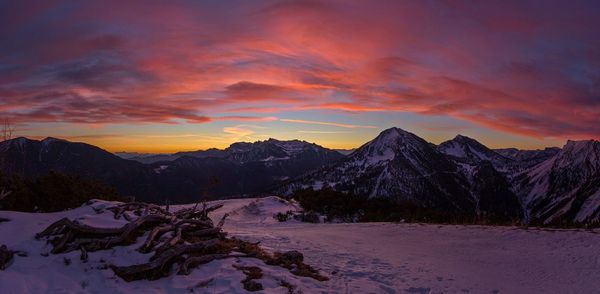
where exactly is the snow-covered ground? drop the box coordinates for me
[1,197,599,293]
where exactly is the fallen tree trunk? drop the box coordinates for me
[36,218,123,239]
[138,224,173,253]
[36,200,328,286]
[111,239,220,281]
[178,253,252,275]
[41,214,172,253]
[184,227,222,238]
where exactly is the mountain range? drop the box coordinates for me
[275,127,599,225]
[1,128,599,225]
[0,137,342,203]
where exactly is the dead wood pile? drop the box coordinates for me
[36,201,328,287]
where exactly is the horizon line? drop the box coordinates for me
[5,128,587,155]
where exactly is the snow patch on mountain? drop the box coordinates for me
[260,156,290,162]
[153,165,169,174]
[438,135,511,170]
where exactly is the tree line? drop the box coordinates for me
[0,171,123,212]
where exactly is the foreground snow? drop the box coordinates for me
[1,197,599,293]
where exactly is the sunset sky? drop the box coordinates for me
[1,0,599,152]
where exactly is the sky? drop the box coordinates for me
[1,0,599,153]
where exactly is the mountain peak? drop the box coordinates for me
[358,127,428,161]
[372,127,420,145]
[379,127,410,136]
[42,137,68,144]
[563,139,599,153]
[438,134,509,167]
[453,134,477,142]
[555,139,600,170]
[4,136,30,143]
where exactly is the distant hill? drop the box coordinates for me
[0,137,343,203]
[0,137,161,201]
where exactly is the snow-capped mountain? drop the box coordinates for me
[279,128,477,214]
[438,135,512,169]
[436,135,522,220]
[276,128,541,221]
[516,140,600,225]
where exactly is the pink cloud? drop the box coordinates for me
[1,1,600,141]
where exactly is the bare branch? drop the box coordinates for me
[0,189,11,201]
[1,118,16,142]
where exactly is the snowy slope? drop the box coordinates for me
[438,135,511,169]
[517,140,600,224]
[1,197,599,293]
[0,198,326,293]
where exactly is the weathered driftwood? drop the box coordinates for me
[37,201,227,261]
[184,227,223,238]
[177,253,251,275]
[40,214,172,253]
[51,230,75,254]
[0,244,13,270]
[217,213,229,228]
[152,227,183,256]
[205,203,224,214]
[174,203,224,220]
[138,224,172,253]
[36,200,328,286]
[137,219,217,254]
[99,214,172,248]
[80,245,88,263]
[36,218,123,239]
[111,239,220,281]
[107,202,171,220]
